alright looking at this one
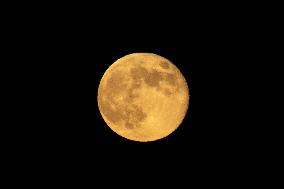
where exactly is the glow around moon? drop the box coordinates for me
[97,53,189,142]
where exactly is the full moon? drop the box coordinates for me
[97,53,189,142]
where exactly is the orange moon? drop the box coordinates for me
[97,53,189,142]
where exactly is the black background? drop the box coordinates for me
[5,3,268,186]
[27,15,248,185]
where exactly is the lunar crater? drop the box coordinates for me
[159,61,170,69]
[130,66,169,91]
[100,74,148,130]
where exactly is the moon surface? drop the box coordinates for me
[97,53,189,142]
